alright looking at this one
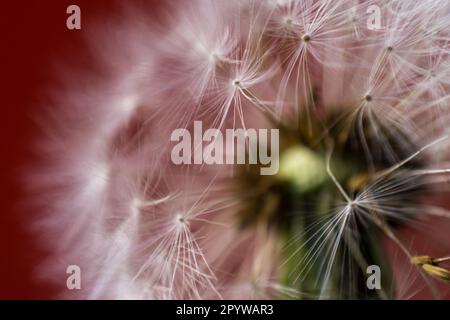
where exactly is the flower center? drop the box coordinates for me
[233,109,425,297]
[236,111,422,228]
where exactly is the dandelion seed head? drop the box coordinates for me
[301,34,311,43]
[175,212,187,226]
[32,0,450,300]
[363,94,373,102]
[284,17,293,26]
[232,79,242,88]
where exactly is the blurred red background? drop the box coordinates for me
[0,0,449,300]
[0,0,123,299]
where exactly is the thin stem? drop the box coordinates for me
[374,135,448,180]
[368,211,441,299]
[434,256,450,264]
[343,232,389,300]
[326,142,352,204]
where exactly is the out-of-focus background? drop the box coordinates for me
[1,0,449,300]
[0,0,122,299]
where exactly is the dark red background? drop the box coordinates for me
[1,0,449,300]
[0,0,124,299]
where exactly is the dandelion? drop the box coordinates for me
[33,0,450,299]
